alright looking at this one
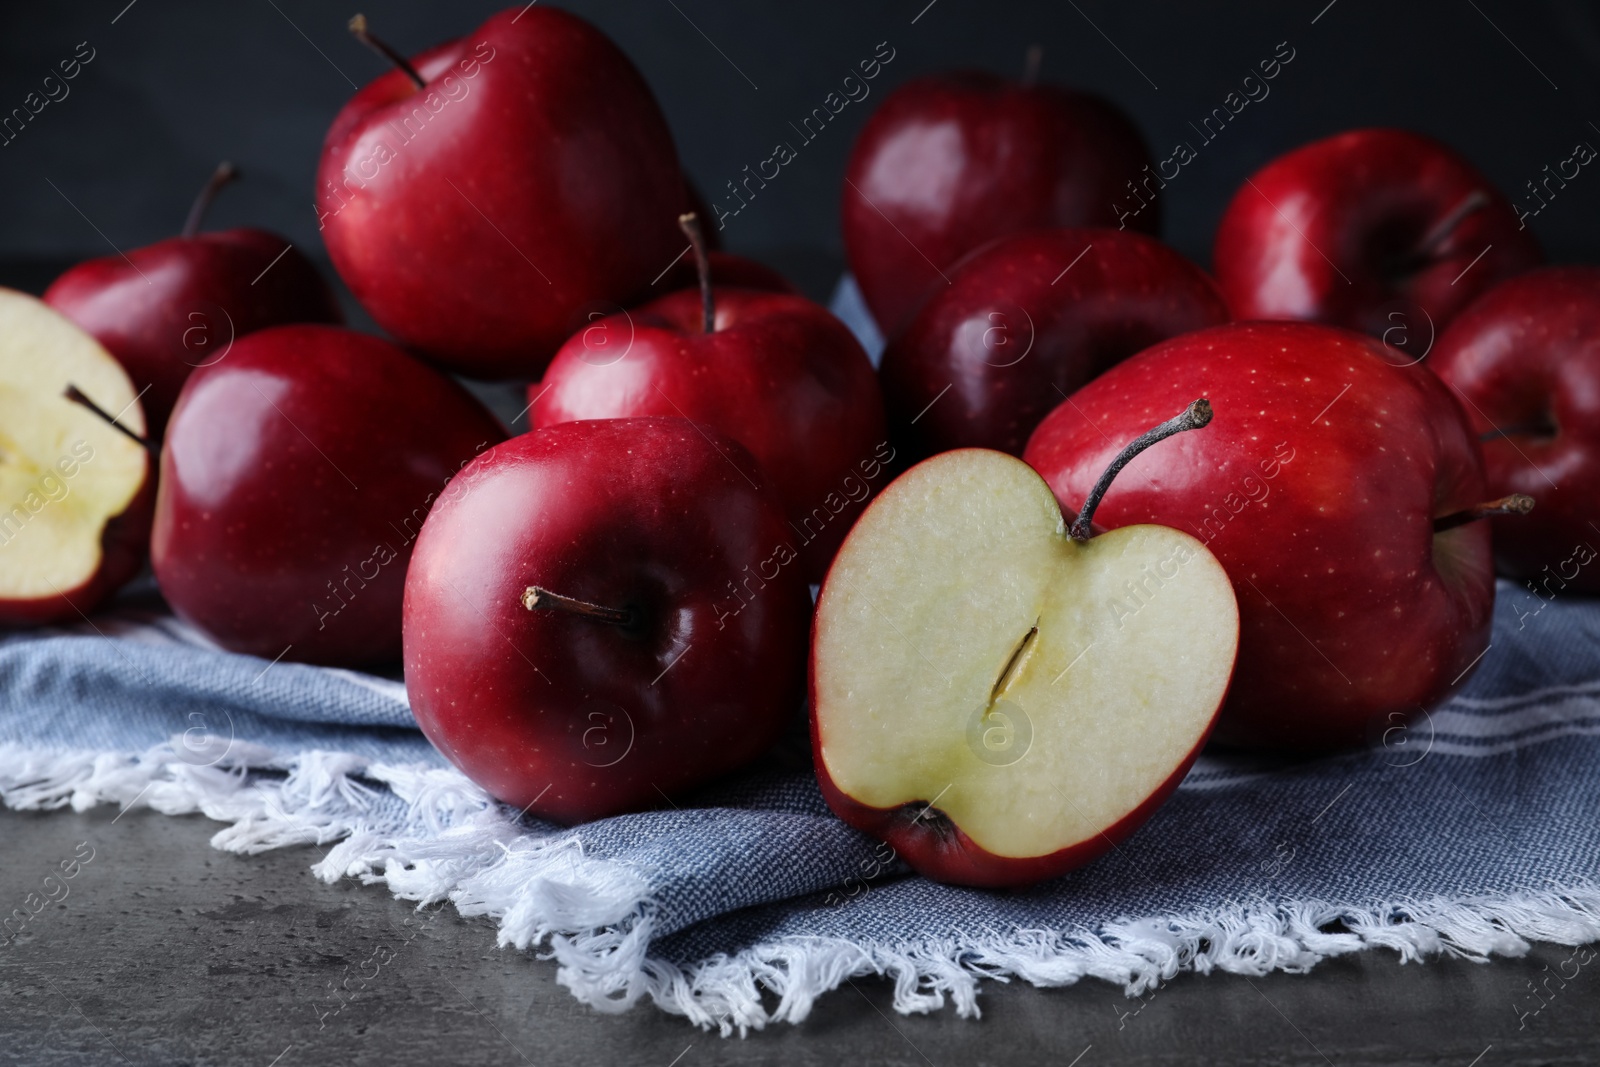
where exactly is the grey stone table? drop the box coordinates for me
[1,804,1594,1067]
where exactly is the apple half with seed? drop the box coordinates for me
[0,287,152,626]
[811,401,1238,887]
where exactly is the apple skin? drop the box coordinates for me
[402,417,812,823]
[43,230,342,440]
[1213,128,1541,339]
[880,227,1229,459]
[527,254,798,420]
[1024,322,1495,751]
[1430,266,1600,591]
[151,324,506,667]
[811,732,1209,889]
[317,6,685,379]
[533,289,886,581]
[843,72,1157,336]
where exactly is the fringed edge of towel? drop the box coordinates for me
[4,740,1597,1037]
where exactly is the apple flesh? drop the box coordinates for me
[813,435,1238,888]
[843,70,1157,336]
[1213,128,1541,339]
[1025,321,1496,751]
[151,324,506,667]
[1430,266,1600,590]
[403,417,813,823]
[0,288,152,626]
[881,227,1229,459]
[318,7,687,379]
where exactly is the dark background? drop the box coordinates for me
[2,0,1599,303]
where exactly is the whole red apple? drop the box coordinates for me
[44,164,342,440]
[1025,321,1498,751]
[152,324,505,667]
[1431,265,1600,591]
[533,218,886,581]
[1213,129,1541,342]
[813,404,1238,887]
[842,69,1156,336]
[528,251,798,419]
[880,227,1229,458]
[402,417,812,823]
[318,8,686,379]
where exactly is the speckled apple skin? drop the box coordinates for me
[1025,321,1494,751]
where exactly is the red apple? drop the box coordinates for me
[44,164,342,440]
[842,67,1156,336]
[880,227,1229,458]
[533,217,886,581]
[1213,128,1541,341]
[318,9,686,379]
[813,403,1238,887]
[151,324,506,667]
[0,288,153,626]
[1430,266,1600,590]
[1024,321,1500,751]
[402,416,812,823]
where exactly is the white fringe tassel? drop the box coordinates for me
[4,740,1597,1036]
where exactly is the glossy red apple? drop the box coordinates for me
[527,251,797,425]
[1025,321,1500,751]
[881,227,1229,459]
[0,288,153,626]
[402,416,812,823]
[44,164,342,440]
[1431,266,1600,591]
[813,403,1238,887]
[1213,129,1541,341]
[533,217,886,581]
[842,68,1156,336]
[151,324,505,667]
[318,9,686,379]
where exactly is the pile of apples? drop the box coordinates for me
[5,7,1595,889]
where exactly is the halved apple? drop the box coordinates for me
[811,407,1238,888]
[0,287,152,626]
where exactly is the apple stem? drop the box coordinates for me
[521,586,637,628]
[180,162,239,239]
[62,385,152,452]
[678,212,714,334]
[1416,190,1491,258]
[348,14,426,90]
[1022,44,1043,85]
[1433,494,1535,533]
[1069,399,1212,542]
